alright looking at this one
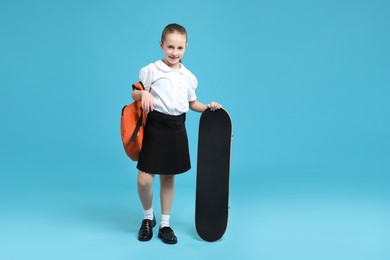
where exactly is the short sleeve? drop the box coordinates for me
[188,74,198,101]
[139,65,152,91]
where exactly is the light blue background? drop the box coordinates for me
[1,0,389,259]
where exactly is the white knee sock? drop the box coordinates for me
[144,208,154,220]
[160,214,170,228]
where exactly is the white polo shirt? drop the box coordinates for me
[139,60,198,115]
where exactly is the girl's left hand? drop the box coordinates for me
[207,102,222,111]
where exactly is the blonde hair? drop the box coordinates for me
[161,23,188,44]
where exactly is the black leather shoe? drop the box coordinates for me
[138,217,156,241]
[158,226,178,244]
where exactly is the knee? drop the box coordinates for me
[138,172,154,188]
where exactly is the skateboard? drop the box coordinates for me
[195,108,232,242]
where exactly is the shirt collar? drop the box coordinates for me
[155,59,186,74]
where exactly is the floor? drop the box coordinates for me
[2,158,389,260]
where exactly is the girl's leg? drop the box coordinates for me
[137,171,155,211]
[137,171,156,242]
[160,175,175,216]
[158,174,178,244]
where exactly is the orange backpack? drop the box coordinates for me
[120,81,147,161]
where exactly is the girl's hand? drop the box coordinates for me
[207,102,222,111]
[141,91,155,113]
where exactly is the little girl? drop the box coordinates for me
[132,23,221,244]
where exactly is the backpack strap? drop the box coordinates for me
[129,81,147,142]
[130,115,143,142]
[132,81,145,91]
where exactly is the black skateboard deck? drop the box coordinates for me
[195,108,232,242]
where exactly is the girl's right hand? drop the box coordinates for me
[141,91,155,113]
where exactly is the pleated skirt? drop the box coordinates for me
[137,110,191,175]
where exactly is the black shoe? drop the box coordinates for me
[158,226,178,244]
[138,217,156,241]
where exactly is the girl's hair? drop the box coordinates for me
[161,23,188,44]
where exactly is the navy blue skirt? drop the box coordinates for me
[137,110,191,175]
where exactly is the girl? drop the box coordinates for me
[132,23,221,244]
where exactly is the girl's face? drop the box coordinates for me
[160,32,187,69]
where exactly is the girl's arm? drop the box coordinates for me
[131,89,143,101]
[132,89,155,113]
[189,100,222,112]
